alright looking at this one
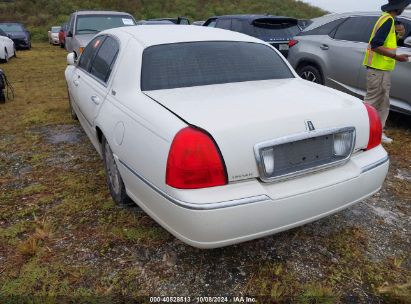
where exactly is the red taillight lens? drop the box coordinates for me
[288,39,299,48]
[166,127,227,189]
[364,103,382,150]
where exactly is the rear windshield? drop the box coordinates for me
[0,23,24,32]
[141,41,294,91]
[76,15,135,35]
[51,27,61,33]
[250,19,301,40]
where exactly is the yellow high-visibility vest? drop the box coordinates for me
[363,12,397,71]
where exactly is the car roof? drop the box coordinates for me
[304,11,411,31]
[108,25,263,47]
[73,10,133,16]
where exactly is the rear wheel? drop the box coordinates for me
[102,136,132,206]
[297,65,324,85]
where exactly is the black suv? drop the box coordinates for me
[0,22,31,49]
[203,15,301,57]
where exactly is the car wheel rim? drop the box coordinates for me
[104,142,121,195]
[301,71,318,83]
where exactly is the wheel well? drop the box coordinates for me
[296,60,324,81]
[96,127,103,143]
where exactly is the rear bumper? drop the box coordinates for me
[119,146,389,248]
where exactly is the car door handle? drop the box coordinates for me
[320,44,329,50]
[91,95,100,105]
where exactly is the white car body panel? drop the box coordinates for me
[0,36,15,61]
[66,25,389,248]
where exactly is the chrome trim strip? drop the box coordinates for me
[254,127,356,183]
[361,155,389,173]
[118,160,270,210]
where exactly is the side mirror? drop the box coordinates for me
[404,36,411,47]
[67,53,75,65]
[67,31,73,37]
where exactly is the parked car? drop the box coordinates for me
[147,17,190,25]
[0,22,31,50]
[59,23,68,48]
[0,29,16,62]
[65,25,388,248]
[192,21,205,26]
[136,20,175,25]
[48,26,61,45]
[65,11,136,59]
[203,15,302,57]
[288,11,411,115]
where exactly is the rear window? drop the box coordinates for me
[141,41,294,91]
[250,19,301,39]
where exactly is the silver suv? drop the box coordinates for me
[288,11,411,115]
[65,10,136,59]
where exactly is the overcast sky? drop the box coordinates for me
[301,0,408,13]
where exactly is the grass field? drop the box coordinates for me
[0,43,410,303]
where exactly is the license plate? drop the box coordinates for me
[279,44,289,51]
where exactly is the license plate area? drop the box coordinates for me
[254,127,356,183]
[279,44,289,51]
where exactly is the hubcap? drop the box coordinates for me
[104,142,121,194]
[301,71,318,83]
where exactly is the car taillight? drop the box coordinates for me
[364,103,382,150]
[166,127,227,189]
[289,39,299,48]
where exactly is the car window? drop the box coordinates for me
[299,18,347,37]
[68,15,75,34]
[0,23,24,32]
[90,36,120,83]
[206,19,217,27]
[231,19,247,32]
[141,41,294,91]
[216,19,232,30]
[0,29,7,37]
[397,18,411,47]
[78,36,105,72]
[333,16,378,43]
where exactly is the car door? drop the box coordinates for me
[326,16,378,96]
[75,35,120,128]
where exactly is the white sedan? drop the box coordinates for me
[0,30,15,63]
[65,26,389,248]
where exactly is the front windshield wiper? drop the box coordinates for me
[76,29,99,33]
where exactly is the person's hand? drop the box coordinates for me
[395,54,410,62]
[395,24,406,39]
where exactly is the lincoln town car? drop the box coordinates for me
[65,26,389,248]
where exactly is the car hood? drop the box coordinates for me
[145,78,370,181]
[75,34,96,47]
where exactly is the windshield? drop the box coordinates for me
[51,27,60,33]
[141,41,294,91]
[75,15,135,34]
[0,23,24,32]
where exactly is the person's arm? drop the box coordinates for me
[371,19,409,62]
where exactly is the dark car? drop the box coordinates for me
[203,15,301,57]
[147,17,190,25]
[59,22,68,48]
[0,22,31,50]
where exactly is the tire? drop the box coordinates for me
[67,89,78,120]
[13,47,16,58]
[60,42,65,49]
[297,64,324,85]
[102,136,132,206]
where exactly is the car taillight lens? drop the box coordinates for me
[364,103,382,150]
[289,39,299,48]
[166,127,227,189]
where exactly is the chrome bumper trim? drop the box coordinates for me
[118,159,270,210]
[361,155,389,173]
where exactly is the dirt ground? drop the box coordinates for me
[0,44,410,303]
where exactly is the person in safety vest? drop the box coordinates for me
[363,0,411,144]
